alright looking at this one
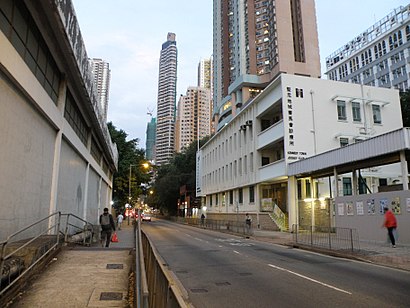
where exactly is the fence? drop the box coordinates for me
[172,216,252,236]
[292,224,360,253]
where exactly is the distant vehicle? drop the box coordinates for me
[142,213,152,222]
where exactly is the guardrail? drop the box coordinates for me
[172,217,253,236]
[139,227,191,308]
[292,224,360,252]
[0,212,95,300]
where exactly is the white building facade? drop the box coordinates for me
[196,73,402,228]
[90,58,111,121]
[0,0,118,240]
[325,4,410,92]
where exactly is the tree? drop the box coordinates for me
[107,122,149,212]
[152,136,211,215]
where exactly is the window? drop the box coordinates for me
[249,186,255,203]
[238,188,243,204]
[216,194,219,205]
[340,137,349,147]
[337,100,347,120]
[343,178,352,196]
[372,105,382,124]
[352,102,361,122]
[305,179,311,198]
[229,190,233,205]
[209,195,212,206]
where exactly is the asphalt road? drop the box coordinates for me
[142,219,410,308]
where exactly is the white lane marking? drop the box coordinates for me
[268,264,352,295]
[233,250,241,254]
[194,237,203,241]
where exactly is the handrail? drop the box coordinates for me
[0,212,95,297]
[135,212,149,308]
[0,212,62,294]
[61,213,95,246]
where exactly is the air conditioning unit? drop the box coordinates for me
[240,125,247,131]
[246,120,253,126]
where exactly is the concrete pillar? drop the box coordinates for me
[400,150,409,190]
[333,167,339,197]
[287,176,298,231]
[352,169,357,195]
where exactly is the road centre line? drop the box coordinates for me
[268,264,352,295]
[233,250,241,254]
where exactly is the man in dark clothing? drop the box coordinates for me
[100,207,116,247]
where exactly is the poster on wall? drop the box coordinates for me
[391,197,401,215]
[337,203,344,216]
[356,201,364,215]
[407,198,410,212]
[380,199,388,214]
[367,199,375,215]
[261,198,273,212]
[346,202,354,216]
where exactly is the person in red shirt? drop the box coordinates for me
[383,207,397,247]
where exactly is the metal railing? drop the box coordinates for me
[292,224,360,253]
[61,213,95,246]
[135,214,149,308]
[172,217,253,236]
[0,212,95,298]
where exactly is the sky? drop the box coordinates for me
[72,0,409,148]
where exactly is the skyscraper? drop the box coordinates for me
[175,87,212,153]
[198,57,212,90]
[90,58,111,121]
[145,117,156,161]
[155,33,178,165]
[213,0,321,131]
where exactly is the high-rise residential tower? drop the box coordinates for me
[90,58,111,121]
[175,87,212,153]
[213,0,321,131]
[155,33,178,165]
[198,57,213,90]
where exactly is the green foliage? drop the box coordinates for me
[400,90,410,127]
[108,122,149,212]
[152,136,212,215]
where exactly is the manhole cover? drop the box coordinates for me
[106,264,124,269]
[190,288,208,293]
[100,292,123,300]
[215,281,231,286]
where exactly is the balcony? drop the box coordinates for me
[257,120,284,150]
[258,159,286,182]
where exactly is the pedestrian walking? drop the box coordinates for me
[100,207,116,247]
[383,207,397,248]
[117,213,124,230]
[201,213,205,227]
[245,213,252,236]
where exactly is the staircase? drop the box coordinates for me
[269,205,289,231]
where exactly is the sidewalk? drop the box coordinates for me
[251,229,410,272]
[9,223,136,308]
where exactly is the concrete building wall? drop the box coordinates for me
[0,0,117,240]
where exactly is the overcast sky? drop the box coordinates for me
[73,0,409,148]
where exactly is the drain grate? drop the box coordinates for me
[106,263,124,269]
[100,292,123,300]
[215,281,231,286]
[190,288,208,293]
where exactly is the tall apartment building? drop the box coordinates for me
[198,57,212,90]
[90,58,111,121]
[325,5,410,92]
[145,117,156,161]
[155,33,178,165]
[213,0,320,131]
[175,87,212,152]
